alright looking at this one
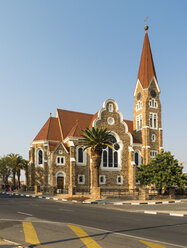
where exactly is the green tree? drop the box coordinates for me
[8,153,24,188]
[81,127,113,189]
[0,156,12,184]
[136,151,187,194]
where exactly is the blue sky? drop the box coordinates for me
[0,0,187,171]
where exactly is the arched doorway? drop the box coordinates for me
[56,172,66,190]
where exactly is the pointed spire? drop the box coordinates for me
[137,26,157,89]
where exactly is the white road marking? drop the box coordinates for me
[17,212,32,216]
[148,202,156,205]
[131,203,140,205]
[144,211,157,215]
[170,213,184,217]
[162,201,169,204]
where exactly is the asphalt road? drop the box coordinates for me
[0,193,187,248]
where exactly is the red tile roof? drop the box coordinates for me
[124,120,133,134]
[66,120,83,138]
[34,110,141,144]
[57,109,93,139]
[48,141,60,152]
[137,31,157,89]
[33,117,61,141]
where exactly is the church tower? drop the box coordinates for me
[133,25,163,165]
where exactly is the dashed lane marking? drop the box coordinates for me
[68,224,102,248]
[22,222,40,245]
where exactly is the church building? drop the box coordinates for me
[28,25,163,195]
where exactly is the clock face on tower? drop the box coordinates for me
[150,90,157,98]
[137,92,141,100]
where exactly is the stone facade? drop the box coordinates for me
[28,28,163,195]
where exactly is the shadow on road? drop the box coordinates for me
[28,221,187,247]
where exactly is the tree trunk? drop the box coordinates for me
[25,169,29,187]
[13,170,16,188]
[17,170,21,188]
[91,150,102,188]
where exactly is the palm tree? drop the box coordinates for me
[81,127,113,192]
[8,153,23,188]
[0,156,12,185]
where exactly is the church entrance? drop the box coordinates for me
[57,176,64,189]
[56,171,66,193]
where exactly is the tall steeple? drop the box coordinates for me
[133,24,163,165]
[137,25,157,89]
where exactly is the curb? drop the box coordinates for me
[1,191,70,203]
[0,191,183,206]
[143,211,185,217]
[113,200,181,206]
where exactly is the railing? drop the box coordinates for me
[100,188,139,197]
[74,188,90,195]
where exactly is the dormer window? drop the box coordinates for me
[136,101,142,111]
[149,99,158,108]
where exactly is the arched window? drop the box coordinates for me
[135,151,141,167]
[37,149,43,165]
[76,146,86,165]
[102,135,120,168]
[78,147,83,163]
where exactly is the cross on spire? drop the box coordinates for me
[144,16,149,31]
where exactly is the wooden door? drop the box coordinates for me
[57,177,64,189]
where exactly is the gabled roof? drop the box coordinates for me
[67,120,83,138]
[137,31,157,89]
[48,141,60,152]
[34,109,141,144]
[33,117,61,141]
[57,109,93,139]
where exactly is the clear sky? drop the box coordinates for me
[0,0,187,172]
